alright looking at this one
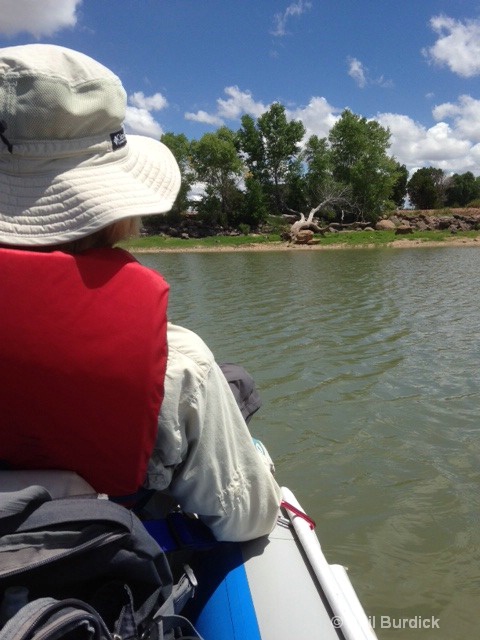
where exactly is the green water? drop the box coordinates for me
[137,247,480,639]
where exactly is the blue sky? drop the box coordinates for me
[2,0,480,175]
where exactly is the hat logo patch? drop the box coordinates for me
[110,129,127,150]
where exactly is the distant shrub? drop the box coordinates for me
[265,215,290,234]
[319,209,337,223]
[382,200,397,215]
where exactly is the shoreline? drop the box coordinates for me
[131,236,480,254]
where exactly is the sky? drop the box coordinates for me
[1,0,480,176]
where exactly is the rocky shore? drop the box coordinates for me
[133,235,480,253]
[146,208,480,241]
[134,208,480,252]
[373,208,480,235]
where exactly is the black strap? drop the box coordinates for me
[110,487,156,514]
[0,121,13,154]
[6,496,134,535]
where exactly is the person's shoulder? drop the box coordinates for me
[166,323,215,371]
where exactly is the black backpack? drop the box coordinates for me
[0,486,203,640]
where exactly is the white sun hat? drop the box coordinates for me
[0,44,181,246]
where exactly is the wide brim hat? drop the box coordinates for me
[0,44,181,246]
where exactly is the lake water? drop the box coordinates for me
[137,246,480,640]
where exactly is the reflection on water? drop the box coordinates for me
[138,247,480,640]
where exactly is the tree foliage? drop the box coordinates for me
[160,133,193,213]
[328,110,398,221]
[407,167,447,210]
[143,132,193,232]
[240,176,269,228]
[238,103,305,213]
[149,103,480,235]
[302,135,331,208]
[390,162,409,208]
[444,171,480,207]
[190,127,244,224]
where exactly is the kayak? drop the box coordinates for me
[1,471,377,639]
[146,486,377,640]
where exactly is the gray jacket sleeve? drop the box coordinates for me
[146,323,281,542]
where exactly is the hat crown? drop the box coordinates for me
[0,44,126,142]
[0,44,181,247]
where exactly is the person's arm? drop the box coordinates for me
[147,324,281,542]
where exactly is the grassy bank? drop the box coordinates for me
[121,229,480,252]
[122,233,282,251]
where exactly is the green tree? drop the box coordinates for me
[238,103,305,214]
[238,176,269,228]
[284,158,308,214]
[299,135,354,220]
[190,127,244,225]
[160,132,193,214]
[390,162,409,208]
[301,135,331,211]
[328,110,398,221]
[407,167,447,209]
[445,171,480,207]
[143,132,192,233]
[196,183,243,227]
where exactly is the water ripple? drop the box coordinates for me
[139,248,480,638]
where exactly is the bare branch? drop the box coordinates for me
[287,183,354,243]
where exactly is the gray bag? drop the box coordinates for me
[0,598,112,640]
[0,594,202,640]
[0,486,203,640]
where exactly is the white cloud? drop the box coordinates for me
[373,99,480,174]
[124,92,168,138]
[432,94,480,142]
[124,107,163,138]
[271,1,312,37]
[184,90,338,146]
[129,92,168,112]
[0,0,81,37]
[217,86,267,120]
[377,111,474,173]
[376,75,394,89]
[185,110,224,127]
[348,57,367,88]
[288,96,339,139]
[184,83,480,176]
[185,86,267,127]
[424,15,480,77]
[347,56,393,89]
[183,89,338,155]
[189,182,207,202]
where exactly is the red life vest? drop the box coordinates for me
[0,247,169,496]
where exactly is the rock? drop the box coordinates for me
[437,218,452,230]
[415,220,429,231]
[294,230,314,244]
[375,219,396,230]
[395,225,413,235]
